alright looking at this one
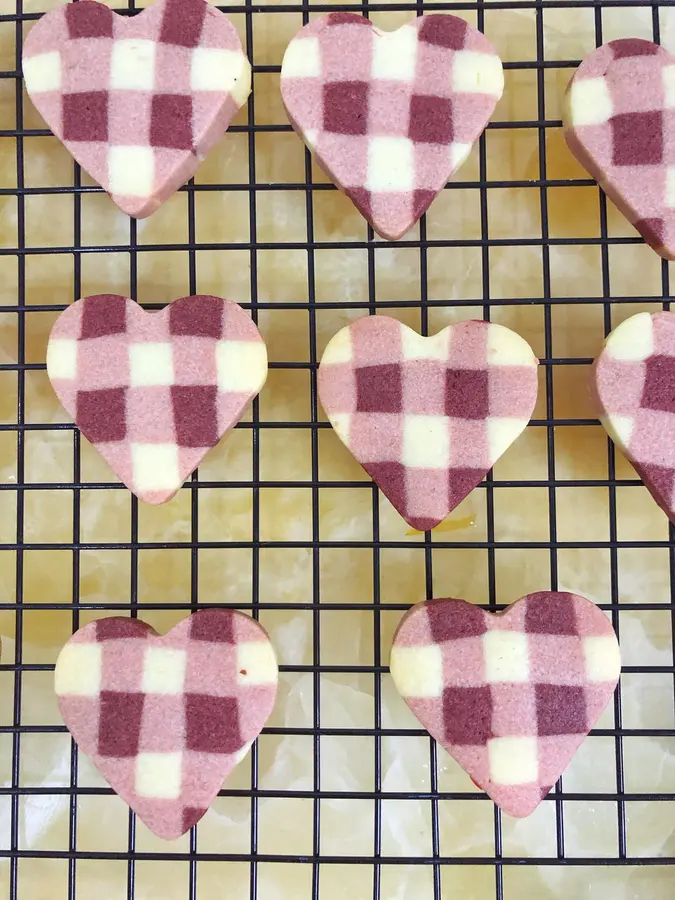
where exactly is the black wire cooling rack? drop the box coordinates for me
[0,1,674,898]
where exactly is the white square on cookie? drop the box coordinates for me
[568,77,613,126]
[191,47,246,92]
[402,415,450,468]
[23,51,62,94]
[366,137,415,193]
[390,644,443,698]
[47,338,77,380]
[129,343,174,387]
[663,65,675,109]
[131,443,180,493]
[55,643,102,697]
[453,51,503,97]
[216,340,267,393]
[110,39,157,91]
[282,36,321,79]
[487,736,538,785]
[135,752,182,799]
[237,642,278,686]
[141,647,187,695]
[583,635,621,683]
[371,26,418,82]
[108,146,155,198]
[605,312,653,361]
[483,631,530,683]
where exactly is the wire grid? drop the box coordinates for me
[0,0,674,898]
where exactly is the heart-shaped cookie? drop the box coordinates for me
[593,310,675,520]
[280,13,503,240]
[47,294,267,503]
[390,592,620,817]
[23,0,250,218]
[564,38,675,260]
[55,609,278,840]
[318,317,538,530]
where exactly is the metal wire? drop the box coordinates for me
[0,2,674,899]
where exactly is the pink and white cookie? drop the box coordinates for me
[280,13,503,240]
[390,592,620,817]
[47,294,267,504]
[23,0,251,218]
[593,310,675,521]
[55,610,278,840]
[318,317,538,531]
[564,38,675,260]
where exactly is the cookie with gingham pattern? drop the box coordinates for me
[564,38,675,260]
[318,317,538,531]
[390,592,620,817]
[23,0,250,218]
[55,610,278,839]
[47,294,267,504]
[593,310,675,521]
[281,13,503,240]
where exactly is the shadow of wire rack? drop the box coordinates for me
[0,0,674,898]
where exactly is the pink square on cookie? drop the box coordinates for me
[321,24,373,82]
[528,635,587,685]
[449,321,488,368]
[490,683,538,738]
[448,419,489,467]
[317,361,357,414]
[77,335,129,389]
[404,467,450,519]
[402,360,446,415]
[61,39,113,94]
[101,640,146,693]
[184,642,238,696]
[126,386,176,443]
[172,337,218,387]
[318,133,369,189]
[139,694,185,753]
[441,635,486,687]
[489,365,539,418]
[629,407,675,466]
[107,90,152,147]
[368,82,413,136]
[349,412,403,462]
[352,318,403,367]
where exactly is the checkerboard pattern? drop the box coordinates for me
[318,317,538,531]
[55,609,278,840]
[47,294,267,504]
[564,38,675,260]
[594,310,675,522]
[281,13,503,240]
[390,592,621,817]
[23,0,251,218]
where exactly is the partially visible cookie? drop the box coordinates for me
[593,310,675,521]
[281,13,503,240]
[55,610,278,840]
[390,592,620,817]
[47,294,267,504]
[564,38,675,259]
[318,317,538,531]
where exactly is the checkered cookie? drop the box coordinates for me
[593,310,675,521]
[281,13,503,241]
[55,610,278,840]
[47,294,267,504]
[23,0,250,218]
[391,592,620,817]
[318,317,538,531]
[564,38,675,260]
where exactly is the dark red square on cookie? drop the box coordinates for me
[535,684,587,736]
[419,15,468,50]
[62,92,109,143]
[611,38,660,59]
[159,0,206,48]
[76,388,127,444]
[65,2,114,39]
[171,385,218,448]
[97,691,145,757]
[185,694,242,754]
[409,96,454,144]
[443,685,492,746]
[169,297,223,337]
[524,593,577,635]
[150,95,194,150]
[426,598,487,642]
[611,111,663,166]
[355,364,403,413]
[640,354,675,413]
[445,369,489,419]
[190,609,235,643]
[80,294,127,339]
[323,82,369,135]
